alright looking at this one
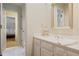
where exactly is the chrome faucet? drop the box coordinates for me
[55,34,62,45]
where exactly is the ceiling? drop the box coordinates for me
[3,3,25,7]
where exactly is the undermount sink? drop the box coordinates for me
[44,35,79,46]
[58,38,78,46]
[53,35,79,46]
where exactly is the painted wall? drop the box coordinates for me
[26,3,52,55]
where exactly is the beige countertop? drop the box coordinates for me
[33,33,79,51]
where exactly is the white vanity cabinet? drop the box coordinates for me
[67,50,79,56]
[34,38,41,56]
[33,38,54,56]
[54,46,67,56]
[54,46,79,56]
[41,41,54,56]
[41,48,53,56]
[33,37,79,56]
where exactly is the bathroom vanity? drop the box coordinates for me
[32,3,79,56]
[33,33,79,56]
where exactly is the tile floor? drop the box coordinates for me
[2,47,25,56]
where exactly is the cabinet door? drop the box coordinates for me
[41,40,53,51]
[41,48,53,56]
[67,51,79,56]
[41,40,54,56]
[54,46,67,56]
[34,39,40,45]
[34,45,41,56]
[34,39,41,56]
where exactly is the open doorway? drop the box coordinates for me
[6,11,17,48]
[2,3,24,49]
[1,3,26,56]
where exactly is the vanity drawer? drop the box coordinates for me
[54,46,67,56]
[34,39,41,46]
[41,40,53,51]
[41,48,53,56]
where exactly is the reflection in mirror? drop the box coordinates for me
[52,3,73,29]
[57,7,64,27]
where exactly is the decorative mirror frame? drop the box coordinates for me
[51,3,73,30]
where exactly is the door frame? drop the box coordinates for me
[1,6,22,51]
[5,10,18,48]
[1,3,26,55]
[1,3,6,51]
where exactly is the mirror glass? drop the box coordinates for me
[57,7,64,27]
[52,3,73,29]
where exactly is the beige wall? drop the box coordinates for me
[26,3,51,55]
[6,11,17,16]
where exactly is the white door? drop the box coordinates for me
[1,4,6,51]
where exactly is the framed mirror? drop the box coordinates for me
[52,3,73,30]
